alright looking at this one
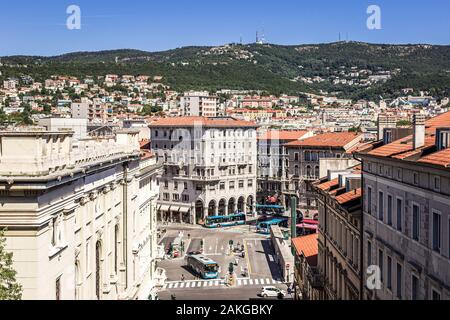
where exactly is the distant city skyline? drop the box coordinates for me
[0,0,449,56]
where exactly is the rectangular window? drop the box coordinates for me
[396,198,403,231]
[220,182,225,190]
[432,211,441,252]
[387,256,392,290]
[378,191,384,221]
[238,180,244,188]
[229,181,235,189]
[432,289,441,300]
[412,204,420,241]
[367,187,372,214]
[387,195,393,226]
[378,249,384,283]
[367,241,372,266]
[411,275,419,300]
[396,264,402,299]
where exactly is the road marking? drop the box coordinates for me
[185,282,190,288]
[268,255,274,262]
[243,279,248,285]
[174,282,179,288]
[214,280,219,286]
[249,279,253,285]
[208,281,213,286]
[243,240,252,275]
[179,282,185,288]
[237,279,242,286]
[254,279,259,285]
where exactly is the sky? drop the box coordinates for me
[0,0,449,56]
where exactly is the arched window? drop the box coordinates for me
[315,166,320,178]
[306,165,312,178]
[294,165,299,177]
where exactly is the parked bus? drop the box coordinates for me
[256,217,289,234]
[204,213,246,228]
[185,254,219,279]
[255,204,285,216]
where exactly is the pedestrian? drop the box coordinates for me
[181,274,185,281]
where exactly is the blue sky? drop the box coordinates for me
[0,0,449,56]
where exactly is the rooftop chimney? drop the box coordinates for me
[377,115,396,141]
[412,114,425,149]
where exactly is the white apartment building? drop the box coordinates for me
[149,117,258,224]
[71,98,110,123]
[359,113,450,300]
[257,130,313,206]
[0,128,162,300]
[180,91,219,117]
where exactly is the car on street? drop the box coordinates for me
[259,286,286,298]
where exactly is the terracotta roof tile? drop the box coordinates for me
[291,234,318,261]
[285,132,362,148]
[418,148,450,167]
[335,188,362,205]
[149,117,258,128]
[258,130,309,141]
[316,178,339,191]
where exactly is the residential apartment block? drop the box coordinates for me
[284,132,362,219]
[257,130,313,206]
[180,91,219,117]
[313,167,363,300]
[358,113,450,300]
[149,117,258,224]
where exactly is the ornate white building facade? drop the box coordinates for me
[0,128,162,300]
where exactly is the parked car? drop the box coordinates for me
[259,286,286,298]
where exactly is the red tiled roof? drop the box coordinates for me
[148,117,257,128]
[367,111,450,159]
[291,234,318,266]
[285,132,362,148]
[335,188,362,205]
[418,148,450,167]
[258,130,309,141]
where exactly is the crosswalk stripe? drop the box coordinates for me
[214,281,219,286]
[272,279,277,284]
[174,282,179,288]
[168,283,174,289]
[243,279,248,285]
[237,279,242,286]
[186,282,190,288]
[249,279,253,285]
[209,281,213,286]
[265,278,270,284]
[203,281,208,287]
[254,279,259,285]
[180,282,185,288]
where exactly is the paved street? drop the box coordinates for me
[156,223,291,300]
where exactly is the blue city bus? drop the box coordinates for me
[255,204,285,216]
[256,217,289,234]
[204,213,246,228]
[185,254,219,279]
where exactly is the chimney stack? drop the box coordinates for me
[413,114,425,149]
[377,115,396,141]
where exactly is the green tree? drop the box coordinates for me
[0,229,22,300]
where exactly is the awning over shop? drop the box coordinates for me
[170,205,180,212]
[178,207,190,213]
[159,205,170,211]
